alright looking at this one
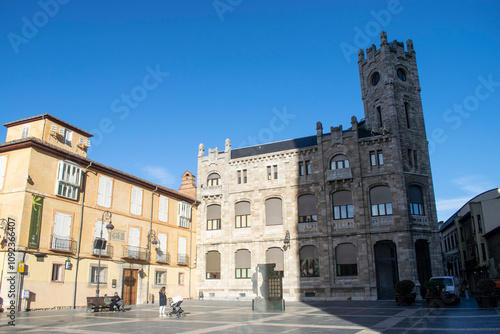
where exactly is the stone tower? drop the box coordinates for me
[358,31,442,290]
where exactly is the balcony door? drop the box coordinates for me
[52,212,72,251]
[128,227,140,258]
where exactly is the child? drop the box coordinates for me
[159,286,167,317]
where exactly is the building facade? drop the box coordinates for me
[0,114,197,310]
[440,188,500,292]
[196,32,442,301]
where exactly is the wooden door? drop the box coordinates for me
[122,269,138,305]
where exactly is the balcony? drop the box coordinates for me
[122,245,148,261]
[201,185,222,197]
[50,235,77,253]
[156,252,171,264]
[326,168,352,182]
[178,253,189,266]
[91,240,114,257]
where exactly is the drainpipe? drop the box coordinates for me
[41,114,46,141]
[188,200,196,299]
[72,161,92,309]
[146,186,158,304]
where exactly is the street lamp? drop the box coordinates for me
[96,210,114,297]
[146,230,158,303]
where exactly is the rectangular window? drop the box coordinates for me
[21,124,30,139]
[267,166,272,180]
[155,271,166,285]
[299,162,304,176]
[178,272,185,285]
[235,268,251,279]
[51,263,63,282]
[55,161,82,200]
[178,202,191,228]
[306,161,311,175]
[158,195,169,223]
[336,264,357,276]
[97,175,113,208]
[273,165,278,179]
[0,155,7,190]
[333,205,354,220]
[207,219,221,230]
[377,150,383,165]
[371,203,392,216]
[235,214,251,228]
[130,186,143,215]
[90,265,107,283]
[370,152,376,166]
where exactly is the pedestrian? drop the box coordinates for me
[159,286,167,317]
[110,292,125,311]
[461,280,469,299]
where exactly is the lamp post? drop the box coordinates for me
[96,211,114,297]
[146,230,158,303]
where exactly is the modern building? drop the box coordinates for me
[0,114,198,310]
[195,32,443,301]
[440,188,500,292]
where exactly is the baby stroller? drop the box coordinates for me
[167,295,185,318]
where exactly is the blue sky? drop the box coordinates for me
[1,0,499,221]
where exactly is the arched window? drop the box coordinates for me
[332,190,354,220]
[265,198,282,226]
[299,245,320,277]
[336,243,357,276]
[206,251,221,279]
[235,249,251,279]
[370,186,393,216]
[330,154,350,170]
[207,173,220,186]
[298,194,317,223]
[266,247,284,277]
[409,185,424,215]
[235,201,251,228]
[207,204,221,230]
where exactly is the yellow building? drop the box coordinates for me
[0,114,197,310]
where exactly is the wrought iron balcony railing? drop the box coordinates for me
[50,235,77,253]
[156,251,171,263]
[122,245,148,261]
[177,253,189,265]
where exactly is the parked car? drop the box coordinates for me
[429,276,461,304]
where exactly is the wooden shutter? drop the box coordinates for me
[0,155,7,190]
[159,195,169,222]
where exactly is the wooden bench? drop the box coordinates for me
[86,297,111,312]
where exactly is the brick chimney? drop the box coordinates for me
[178,171,196,198]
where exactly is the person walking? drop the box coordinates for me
[159,286,167,317]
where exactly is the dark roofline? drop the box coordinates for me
[231,135,318,159]
[3,113,94,138]
[440,187,500,231]
[0,138,198,205]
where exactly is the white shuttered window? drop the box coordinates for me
[97,175,113,208]
[130,186,143,215]
[158,195,169,222]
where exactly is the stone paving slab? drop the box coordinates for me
[0,298,498,333]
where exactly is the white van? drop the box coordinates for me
[429,276,461,304]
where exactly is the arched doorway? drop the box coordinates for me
[374,241,399,299]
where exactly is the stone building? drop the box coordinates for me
[0,114,197,310]
[195,32,443,301]
[440,188,500,292]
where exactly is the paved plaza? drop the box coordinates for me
[1,298,499,333]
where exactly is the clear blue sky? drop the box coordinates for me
[1,0,499,221]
